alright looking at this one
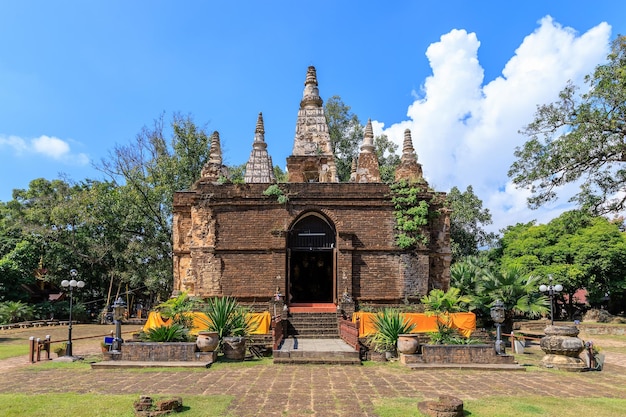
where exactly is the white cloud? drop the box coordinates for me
[0,134,89,165]
[378,16,612,233]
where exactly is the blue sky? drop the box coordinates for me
[1,1,625,232]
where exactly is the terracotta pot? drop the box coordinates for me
[397,334,419,355]
[222,336,246,361]
[196,331,219,352]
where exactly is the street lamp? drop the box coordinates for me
[490,300,506,354]
[539,275,563,325]
[111,297,126,352]
[60,269,85,357]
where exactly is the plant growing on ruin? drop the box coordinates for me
[390,180,430,249]
[141,323,190,342]
[421,288,471,344]
[263,184,289,204]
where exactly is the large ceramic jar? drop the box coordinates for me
[223,336,246,361]
[196,331,219,352]
[397,334,419,355]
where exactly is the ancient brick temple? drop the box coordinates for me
[172,66,451,309]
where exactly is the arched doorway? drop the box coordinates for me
[287,214,336,305]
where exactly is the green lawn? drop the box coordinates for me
[0,393,233,417]
[374,396,626,417]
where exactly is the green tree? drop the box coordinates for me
[447,186,496,261]
[375,133,400,183]
[509,35,626,214]
[97,113,213,298]
[325,96,364,182]
[499,210,626,316]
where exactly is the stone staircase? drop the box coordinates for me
[273,311,361,365]
[285,312,340,338]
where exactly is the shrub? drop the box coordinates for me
[367,308,415,353]
[141,324,190,342]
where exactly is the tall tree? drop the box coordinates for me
[447,185,496,261]
[97,113,212,299]
[509,36,626,214]
[325,96,363,182]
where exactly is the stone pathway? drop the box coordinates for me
[1,348,626,416]
[1,330,626,416]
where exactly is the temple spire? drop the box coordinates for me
[355,118,381,183]
[200,131,228,181]
[245,113,275,183]
[287,66,338,182]
[395,129,425,184]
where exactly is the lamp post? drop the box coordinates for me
[539,275,563,326]
[111,297,126,352]
[490,300,505,354]
[60,269,84,357]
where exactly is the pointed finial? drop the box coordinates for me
[402,129,417,160]
[209,131,222,165]
[300,66,323,109]
[255,112,265,135]
[361,119,375,153]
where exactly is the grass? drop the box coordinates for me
[0,342,29,360]
[374,396,626,417]
[0,393,233,417]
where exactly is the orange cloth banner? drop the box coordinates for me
[352,312,476,338]
[142,311,271,335]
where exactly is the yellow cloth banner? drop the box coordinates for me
[142,311,271,335]
[352,312,476,338]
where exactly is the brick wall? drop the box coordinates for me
[173,182,450,303]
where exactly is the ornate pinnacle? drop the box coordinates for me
[361,119,375,153]
[402,129,417,161]
[255,112,265,135]
[209,131,222,165]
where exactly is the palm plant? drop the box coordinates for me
[0,301,34,324]
[142,323,189,342]
[155,292,196,329]
[420,287,472,344]
[367,308,416,353]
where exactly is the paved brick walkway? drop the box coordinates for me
[1,346,626,416]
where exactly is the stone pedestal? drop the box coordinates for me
[540,325,586,371]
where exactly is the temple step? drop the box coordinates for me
[286,312,340,338]
[273,337,361,365]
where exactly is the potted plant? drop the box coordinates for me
[199,297,258,361]
[367,308,415,359]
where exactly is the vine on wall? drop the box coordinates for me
[390,180,430,249]
[263,184,289,204]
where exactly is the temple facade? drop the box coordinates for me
[172,66,451,308]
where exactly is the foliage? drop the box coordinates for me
[141,324,190,342]
[390,180,430,249]
[325,96,400,182]
[325,96,364,182]
[367,308,416,353]
[420,288,472,344]
[499,210,626,315]
[262,184,289,204]
[199,297,257,350]
[155,292,196,328]
[0,301,34,324]
[447,185,497,260]
[509,35,626,214]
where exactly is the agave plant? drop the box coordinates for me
[367,308,416,353]
[199,297,258,346]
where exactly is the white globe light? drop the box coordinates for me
[76,281,85,288]
[539,285,548,292]
[61,280,70,287]
[69,269,78,278]
[69,279,77,287]
[554,284,563,292]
